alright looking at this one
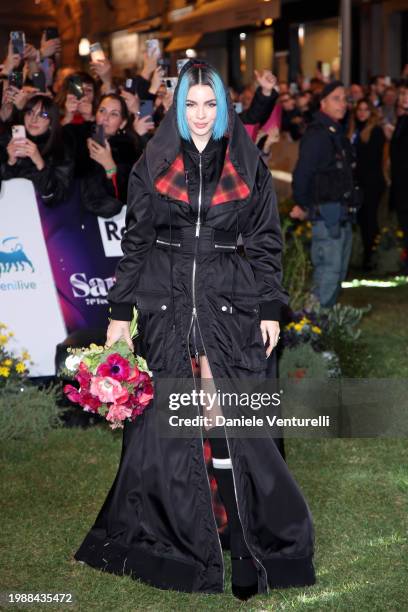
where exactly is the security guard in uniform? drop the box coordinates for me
[291,80,360,307]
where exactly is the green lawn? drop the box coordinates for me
[339,282,408,378]
[1,283,407,611]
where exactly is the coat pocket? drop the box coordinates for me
[214,293,266,372]
[135,291,172,371]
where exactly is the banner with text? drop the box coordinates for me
[1,178,126,375]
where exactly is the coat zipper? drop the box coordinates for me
[223,433,269,594]
[187,152,225,589]
[156,239,181,247]
[187,151,269,594]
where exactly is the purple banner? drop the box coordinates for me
[36,180,123,333]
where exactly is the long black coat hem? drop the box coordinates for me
[74,531,315,593]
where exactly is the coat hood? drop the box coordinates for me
[145,58,261,195]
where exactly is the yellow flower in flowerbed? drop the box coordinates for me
[0,323,31,385]
[396,230,404,239]
[285,318,322,337]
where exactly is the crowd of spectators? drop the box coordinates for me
[0,29,407,273]
[0,32,279,214]
[239,71,408,271]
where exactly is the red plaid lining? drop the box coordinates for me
[155,155,189,204]
[154,146,251,206]
[212,148,250,206]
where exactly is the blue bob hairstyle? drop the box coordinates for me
[176,64,229,141]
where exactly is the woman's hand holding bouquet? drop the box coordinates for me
[63,312,153,429]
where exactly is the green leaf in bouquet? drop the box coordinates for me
[98,405,109,416]
[130,307,139,340]
[135,355,150,373]
[82,354,102,373]
[107,339,135,358]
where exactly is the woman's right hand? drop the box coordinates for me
[7,138,24,165]
[106,319,134,351]
[133,114,155,136]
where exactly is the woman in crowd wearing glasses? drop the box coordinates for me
[0,94,73,205]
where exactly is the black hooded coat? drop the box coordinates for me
[74,60,316,594]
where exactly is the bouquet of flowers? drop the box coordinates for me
[63,339,153,430]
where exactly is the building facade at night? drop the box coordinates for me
[1,0,407,86]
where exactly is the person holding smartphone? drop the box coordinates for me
[57,72,96,125]
[70,94,145,217]
[0,94,73,206]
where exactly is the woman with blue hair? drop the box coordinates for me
[74,60,316,601]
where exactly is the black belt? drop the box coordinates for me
[154,226,238,253]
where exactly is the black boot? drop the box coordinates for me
[208,431,258,601]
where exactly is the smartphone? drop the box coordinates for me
[233,102,243,114]
[289,82,298,94]
[8,70,23,89]
[44,27,59,41]
[12,125,26,139]
[384,75,391,86]
[125,77,138,94]
[163,77,178,93]
[157,57,170,77]
[90,42,105,62]
[41,57,54,88]
[67,75,84,99]
[139,99,154,119]
[145,39,160,59]
[32,71,46,92]
[91,123,106,147]
[10,31,25,56]
[321,62,331,79]
[176,59,189,75]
